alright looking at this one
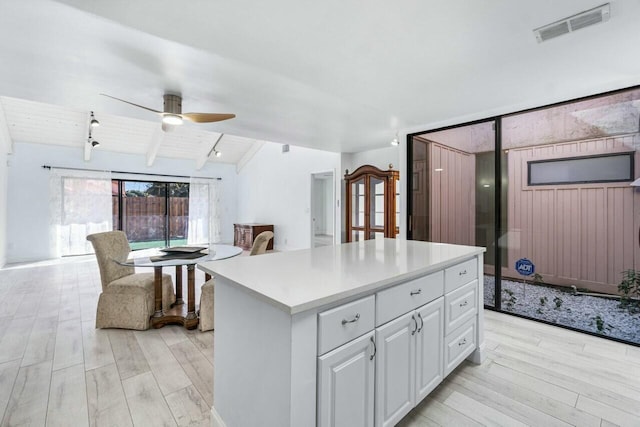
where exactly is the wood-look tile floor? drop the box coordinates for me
[1,258,640,426]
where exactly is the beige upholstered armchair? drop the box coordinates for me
[87,231,175,330]
[199,231,274,332]
[249,230,274,256]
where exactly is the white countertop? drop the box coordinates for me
[197,239,485,314]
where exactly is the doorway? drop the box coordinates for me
[310,171,336,247]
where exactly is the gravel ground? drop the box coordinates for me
[484,276,640,344]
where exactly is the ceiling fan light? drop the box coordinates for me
[162,114,183,125]
[215,150,222,157]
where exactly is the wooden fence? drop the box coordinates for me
[112,197,189,242]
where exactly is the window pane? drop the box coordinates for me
[529,153,633,185]
[411,120,497,307]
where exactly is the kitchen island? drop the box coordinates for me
[198,238,485,427]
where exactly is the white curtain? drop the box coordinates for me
[187,178,222,245]
[49,169,113,257]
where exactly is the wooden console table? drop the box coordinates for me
[233,223,274,250]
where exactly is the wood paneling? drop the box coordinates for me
[506,134,640,294]
[427,143,476,246]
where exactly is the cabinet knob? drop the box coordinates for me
[410,289,422,296]
[459,301,468,307]
[458,338,467,346]
[341,313,360,325]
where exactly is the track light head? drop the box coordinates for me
[90,111,100,128]
[215,150,222,157]
[91,140,100,147]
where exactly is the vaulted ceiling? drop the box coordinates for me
[1,0,639,167]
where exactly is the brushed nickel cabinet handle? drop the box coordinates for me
[369,336,376,361]
[417,312,424,333]
[411,315,418,335]
[458,338,467,346]
[459,270,467,276]
[341,313,360,325]
[460,301,468,307]
[410,289,422,296]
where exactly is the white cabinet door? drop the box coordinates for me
[375,311,416,427]
[318,331,375,427]
[415,297,444,402]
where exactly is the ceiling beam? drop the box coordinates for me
[83,138,92,161]
[195,133,223,170]
[0,99,14,154]
[236,140,265,173]
[146,128,164,167]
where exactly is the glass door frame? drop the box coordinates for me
[405,83,640,346]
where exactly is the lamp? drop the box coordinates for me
[90,111,100,128]
[162,114,183,126]
[390,132,399,146]
[207,133,224,159]
[88,113,99,147]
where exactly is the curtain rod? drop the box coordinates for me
[41,165,222,180]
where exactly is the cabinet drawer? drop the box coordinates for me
[318,295,375,355]
[444,280,477,334]
[444,258,477,293]
[376,271,444,327]
[444,318,476,376]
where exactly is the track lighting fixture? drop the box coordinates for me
[90,111,100,128]
[390,131,399,146]
[207,133,224,159]
[88,114,99,148]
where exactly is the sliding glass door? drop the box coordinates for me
[408,120,499,307]
[408,86,640,345]
[112,180,189,250]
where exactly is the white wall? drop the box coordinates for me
[0,148,8,268]
[5,142,238,264]
[343,146,400,174]
[237,143,340,251]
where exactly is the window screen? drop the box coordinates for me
[528,153,634,185]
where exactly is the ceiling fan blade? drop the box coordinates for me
[100,93,163,114]
[182,112,236,123]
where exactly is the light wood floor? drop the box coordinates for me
[1,258,639,426]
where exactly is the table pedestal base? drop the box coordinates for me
[151,264,199,330]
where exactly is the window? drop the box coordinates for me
[112,180,189,250]
[528,152,633,185]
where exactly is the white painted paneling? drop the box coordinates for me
[5,142,238,263]
[237,143,340,251]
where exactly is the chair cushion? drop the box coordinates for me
[106,272,155,294]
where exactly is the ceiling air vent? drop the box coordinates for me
[533,3,610,43]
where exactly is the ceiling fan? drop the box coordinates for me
[101,93,236,131]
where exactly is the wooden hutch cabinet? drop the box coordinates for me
[345,165,399,242]
[233,223,274,250]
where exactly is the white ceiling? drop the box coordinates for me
[1,0,640,165]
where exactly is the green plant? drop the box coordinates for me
[503,289,517,310]
[591,314,613,335]
[532,273,544,286]
[618,269,640,313]
[553,296,563,309]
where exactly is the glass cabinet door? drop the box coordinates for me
[345,165,399,242]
